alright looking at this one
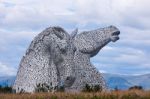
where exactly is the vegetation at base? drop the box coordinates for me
[129,85,143,90]
[0,84,149,99]
[0,90,150,99]
[0,85,12,93]
[82,84,102,92]
[35,83,64,93]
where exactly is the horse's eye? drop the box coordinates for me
[66,77,70,80]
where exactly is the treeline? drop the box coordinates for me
[0,85,12,93]
[114,85,143,91]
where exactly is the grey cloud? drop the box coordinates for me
[0,0,150,75]
[92,45,150,75]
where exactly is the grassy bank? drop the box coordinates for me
[0,90,150,99]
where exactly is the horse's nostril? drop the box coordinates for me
[112,31,120,36]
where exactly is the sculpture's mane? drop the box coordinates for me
[35,26,67,41]
[26,26,68,55]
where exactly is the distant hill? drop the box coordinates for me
[0,73,150,90]
[102,73,150,90]
[106,76,132,90]
[124,74,150,90]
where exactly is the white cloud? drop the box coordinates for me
[0,28,37,53]
[102,46,145,55]
[92,46,150,74]
[0,0,150,75]
[0,0,149,29]
[119,26,150,46]
[0,62,17,76]
[99,70,107,73]
[114,53,148,65]
[0,28,38,40]
[0,0,76,30]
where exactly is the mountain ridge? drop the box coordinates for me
[102,73,150,90]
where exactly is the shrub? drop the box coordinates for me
[57,86,64,92]
[129,85,143,90]
[82,84,102,92]
[0,85,12,93]
[35,83,65,92]
[114,86,119,91]
[83,84,92,92]
[93,85,102,92]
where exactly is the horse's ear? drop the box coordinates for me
[70,28,78,39]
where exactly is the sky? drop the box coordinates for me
[0,0,150,76]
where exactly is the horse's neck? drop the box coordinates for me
[74,51,92,70]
